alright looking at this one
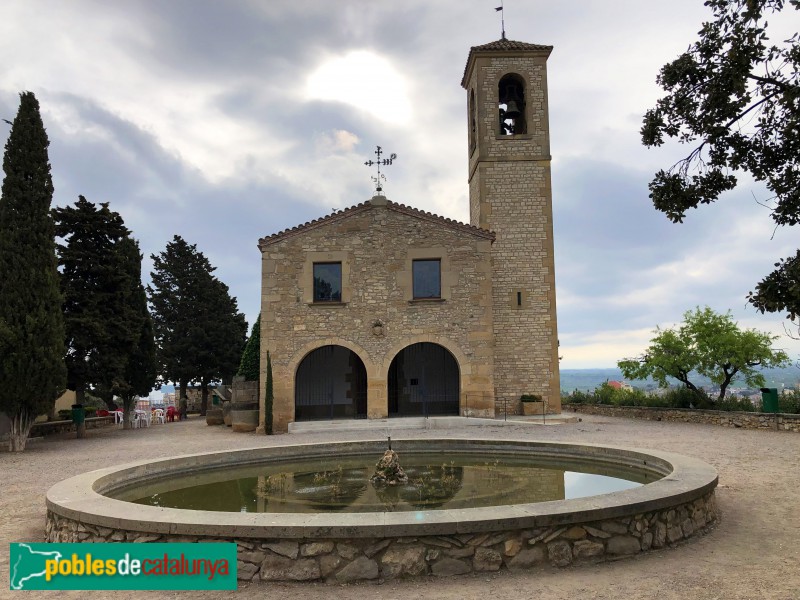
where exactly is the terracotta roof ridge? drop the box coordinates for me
[258,202,371,247]
[461,38,553,87]
[386,201,495,240]
[258,198,495,248]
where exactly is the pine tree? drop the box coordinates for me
[149,235,245,414]
[0,92,66,451]
[237,314,261,381]
[54,196,131,408]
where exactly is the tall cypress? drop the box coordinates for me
[265,350,273,435]
[112,237,157,425]
[237,314,261,382]
[0,92,66,451]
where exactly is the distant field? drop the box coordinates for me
[560,367,800,393]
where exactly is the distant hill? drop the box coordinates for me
[560,366,800,393]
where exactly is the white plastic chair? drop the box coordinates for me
[153,409,165,424]
[114,411,125,427]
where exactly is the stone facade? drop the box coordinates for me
[463,40,560,415]
[566,403,800,432]
[258,39,562,430]
[259,201,496,433]
[46,491,716,582]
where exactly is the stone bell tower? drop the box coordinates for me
[461,39,561,413]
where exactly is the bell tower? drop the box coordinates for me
[462,39,561,413]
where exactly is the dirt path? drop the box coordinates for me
[1,414,798,599]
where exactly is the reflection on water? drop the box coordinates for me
[116,453,654,513]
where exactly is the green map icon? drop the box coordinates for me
[9,543,63,590]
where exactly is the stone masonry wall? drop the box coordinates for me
[260,201,496,432]
[465,51,560,415]
[566,403,800,432]
[46,491,715,583]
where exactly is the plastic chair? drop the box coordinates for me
[114,411,125,427]
[153,409,165,424]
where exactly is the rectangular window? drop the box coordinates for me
[412,259,441,299]
[313,262,342,302]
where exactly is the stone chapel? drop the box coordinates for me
[259,39,560,433]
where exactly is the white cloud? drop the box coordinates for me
[306,50,413,125]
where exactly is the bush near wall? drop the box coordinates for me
[563,383,800,415]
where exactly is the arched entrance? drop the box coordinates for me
[388,343,460,417]
[295,345,367,421]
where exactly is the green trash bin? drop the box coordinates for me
[760,388,779,413]
[71,403,86,439]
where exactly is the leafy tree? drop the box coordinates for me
[54,196,131,407]
[148,235,246,414]
[641,0,800,323]
[618,307,790,403]
[237,314,261,381]
[265,350,273,435]
[0,92,66,451]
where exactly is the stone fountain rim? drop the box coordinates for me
[45,438,718,539]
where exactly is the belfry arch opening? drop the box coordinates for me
[388,343,460,417]
[498,73,526,135]
[295,345,367,421]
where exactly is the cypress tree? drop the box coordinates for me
[109,237,157,427]
[265,350,273,435]
[237,314,261,381]
[0,92,66,451]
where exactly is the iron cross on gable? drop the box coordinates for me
[364,145,397,193]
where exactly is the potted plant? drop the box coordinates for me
[520,394,544,416]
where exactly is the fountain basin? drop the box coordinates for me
[46,438,718,581]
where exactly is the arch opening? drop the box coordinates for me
[388,343,460,417]
[498,73,526,135]
[295,345,367,421]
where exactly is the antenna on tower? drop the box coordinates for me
[495,2,506,40]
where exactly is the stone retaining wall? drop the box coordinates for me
[564,403,800,432]
[46,491,715,582]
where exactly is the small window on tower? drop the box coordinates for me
[498,74,526,135]
[469,89,477,154]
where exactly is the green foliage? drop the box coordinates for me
[265,350,273,435]
[54,196,136,406]
[148,235,247,412]
[748,249,800,331]
[237,314,261,381]
[643,0,800,323]
[0,92,66,450]
[618,307,790,403]
[113,237,157,411]
[519,393,541,402]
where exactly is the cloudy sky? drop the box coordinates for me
[2,0,798,369]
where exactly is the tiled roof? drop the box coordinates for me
[461,38,553,87]
[258,198,495,248]
[471,39,553,53]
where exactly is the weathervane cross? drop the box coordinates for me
[364,145,397,194]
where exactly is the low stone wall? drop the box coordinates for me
[46,490,716,582]
[30,416,116,437]
[565,403,800,432]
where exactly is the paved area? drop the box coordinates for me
[1,413,798,599]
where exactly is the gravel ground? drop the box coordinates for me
[1,413,799,600]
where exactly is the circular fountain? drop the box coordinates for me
[46,438,717,581]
